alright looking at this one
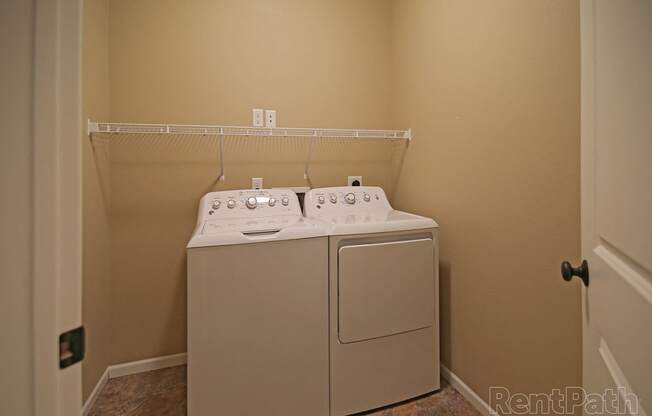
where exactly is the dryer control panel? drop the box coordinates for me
[197,189,301,221]
[304,186,392,216]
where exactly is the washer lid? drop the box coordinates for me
[304,186,438,235]
[187,216,326,248]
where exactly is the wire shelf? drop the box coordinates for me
[87,120,411,181]
[88,120,411,140]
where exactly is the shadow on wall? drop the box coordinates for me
[439,260,452,368]
[91,133,409,199]
[90,133,409,364]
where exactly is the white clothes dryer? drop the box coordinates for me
[304,186,440,416]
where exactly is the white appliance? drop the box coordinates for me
[304,186,440,416]
[187,189,329,416]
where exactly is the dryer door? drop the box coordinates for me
[338,238,435,343]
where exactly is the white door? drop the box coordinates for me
[580,1,652,415]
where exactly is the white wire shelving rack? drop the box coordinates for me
[87,120,411,181]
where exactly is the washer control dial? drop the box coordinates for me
[344,193,356,204]
[227,199,237,209]
[268,197,276,207]
[329,194,338,203]
[245,197,257,209]
[281,196,290,206]
[212,200,221,209]
[318,196,326,204]
[363,193,371,202]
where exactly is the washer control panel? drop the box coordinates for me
[198,189,300,221]
[202,214,300,235]
[304,186,392,216]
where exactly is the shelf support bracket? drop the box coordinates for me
[87,119,98,137]
[218,128,225,181]
[303,131,319,180]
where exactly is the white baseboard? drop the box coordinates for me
[108,352,188,379]
[81,366,109,416]
[441,364,495,416]
[85,356,485,416]
[82,352,187,414]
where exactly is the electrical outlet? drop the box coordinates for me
[252,109,264,127]
[265,110,277,128]
[252,177,263,190]
[348,176,362,186]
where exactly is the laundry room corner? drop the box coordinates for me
[79,0,584,414]
[81,0,112,404]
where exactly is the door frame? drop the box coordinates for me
[33,0,83,415]
[580,0,597,402]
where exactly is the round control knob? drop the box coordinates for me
[345,193,356,204]
[212,200,221,209]
[363,193,371,202]
[268,198,276,207]
[281,196,290,206]
[245,196,257,209]
[227,199,236,209]
[329,194,338,203]
[318,196,326,204]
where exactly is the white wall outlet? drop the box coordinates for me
[252,177,263,190]
[252,109,264,127]
[265,110,277,128]
[348,176,362,186]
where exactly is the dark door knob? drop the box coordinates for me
[561,260,589,286]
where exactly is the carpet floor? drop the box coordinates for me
[88,365,481,416]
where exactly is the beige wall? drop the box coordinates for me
[81,0,582,408]
[106,0,400,364]
[391,0,581,409]
[0,1,35,414]
[82,0,112,401]
[109,0,394,128]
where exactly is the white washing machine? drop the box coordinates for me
[187,189,329,416]
[304,186,440,416]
